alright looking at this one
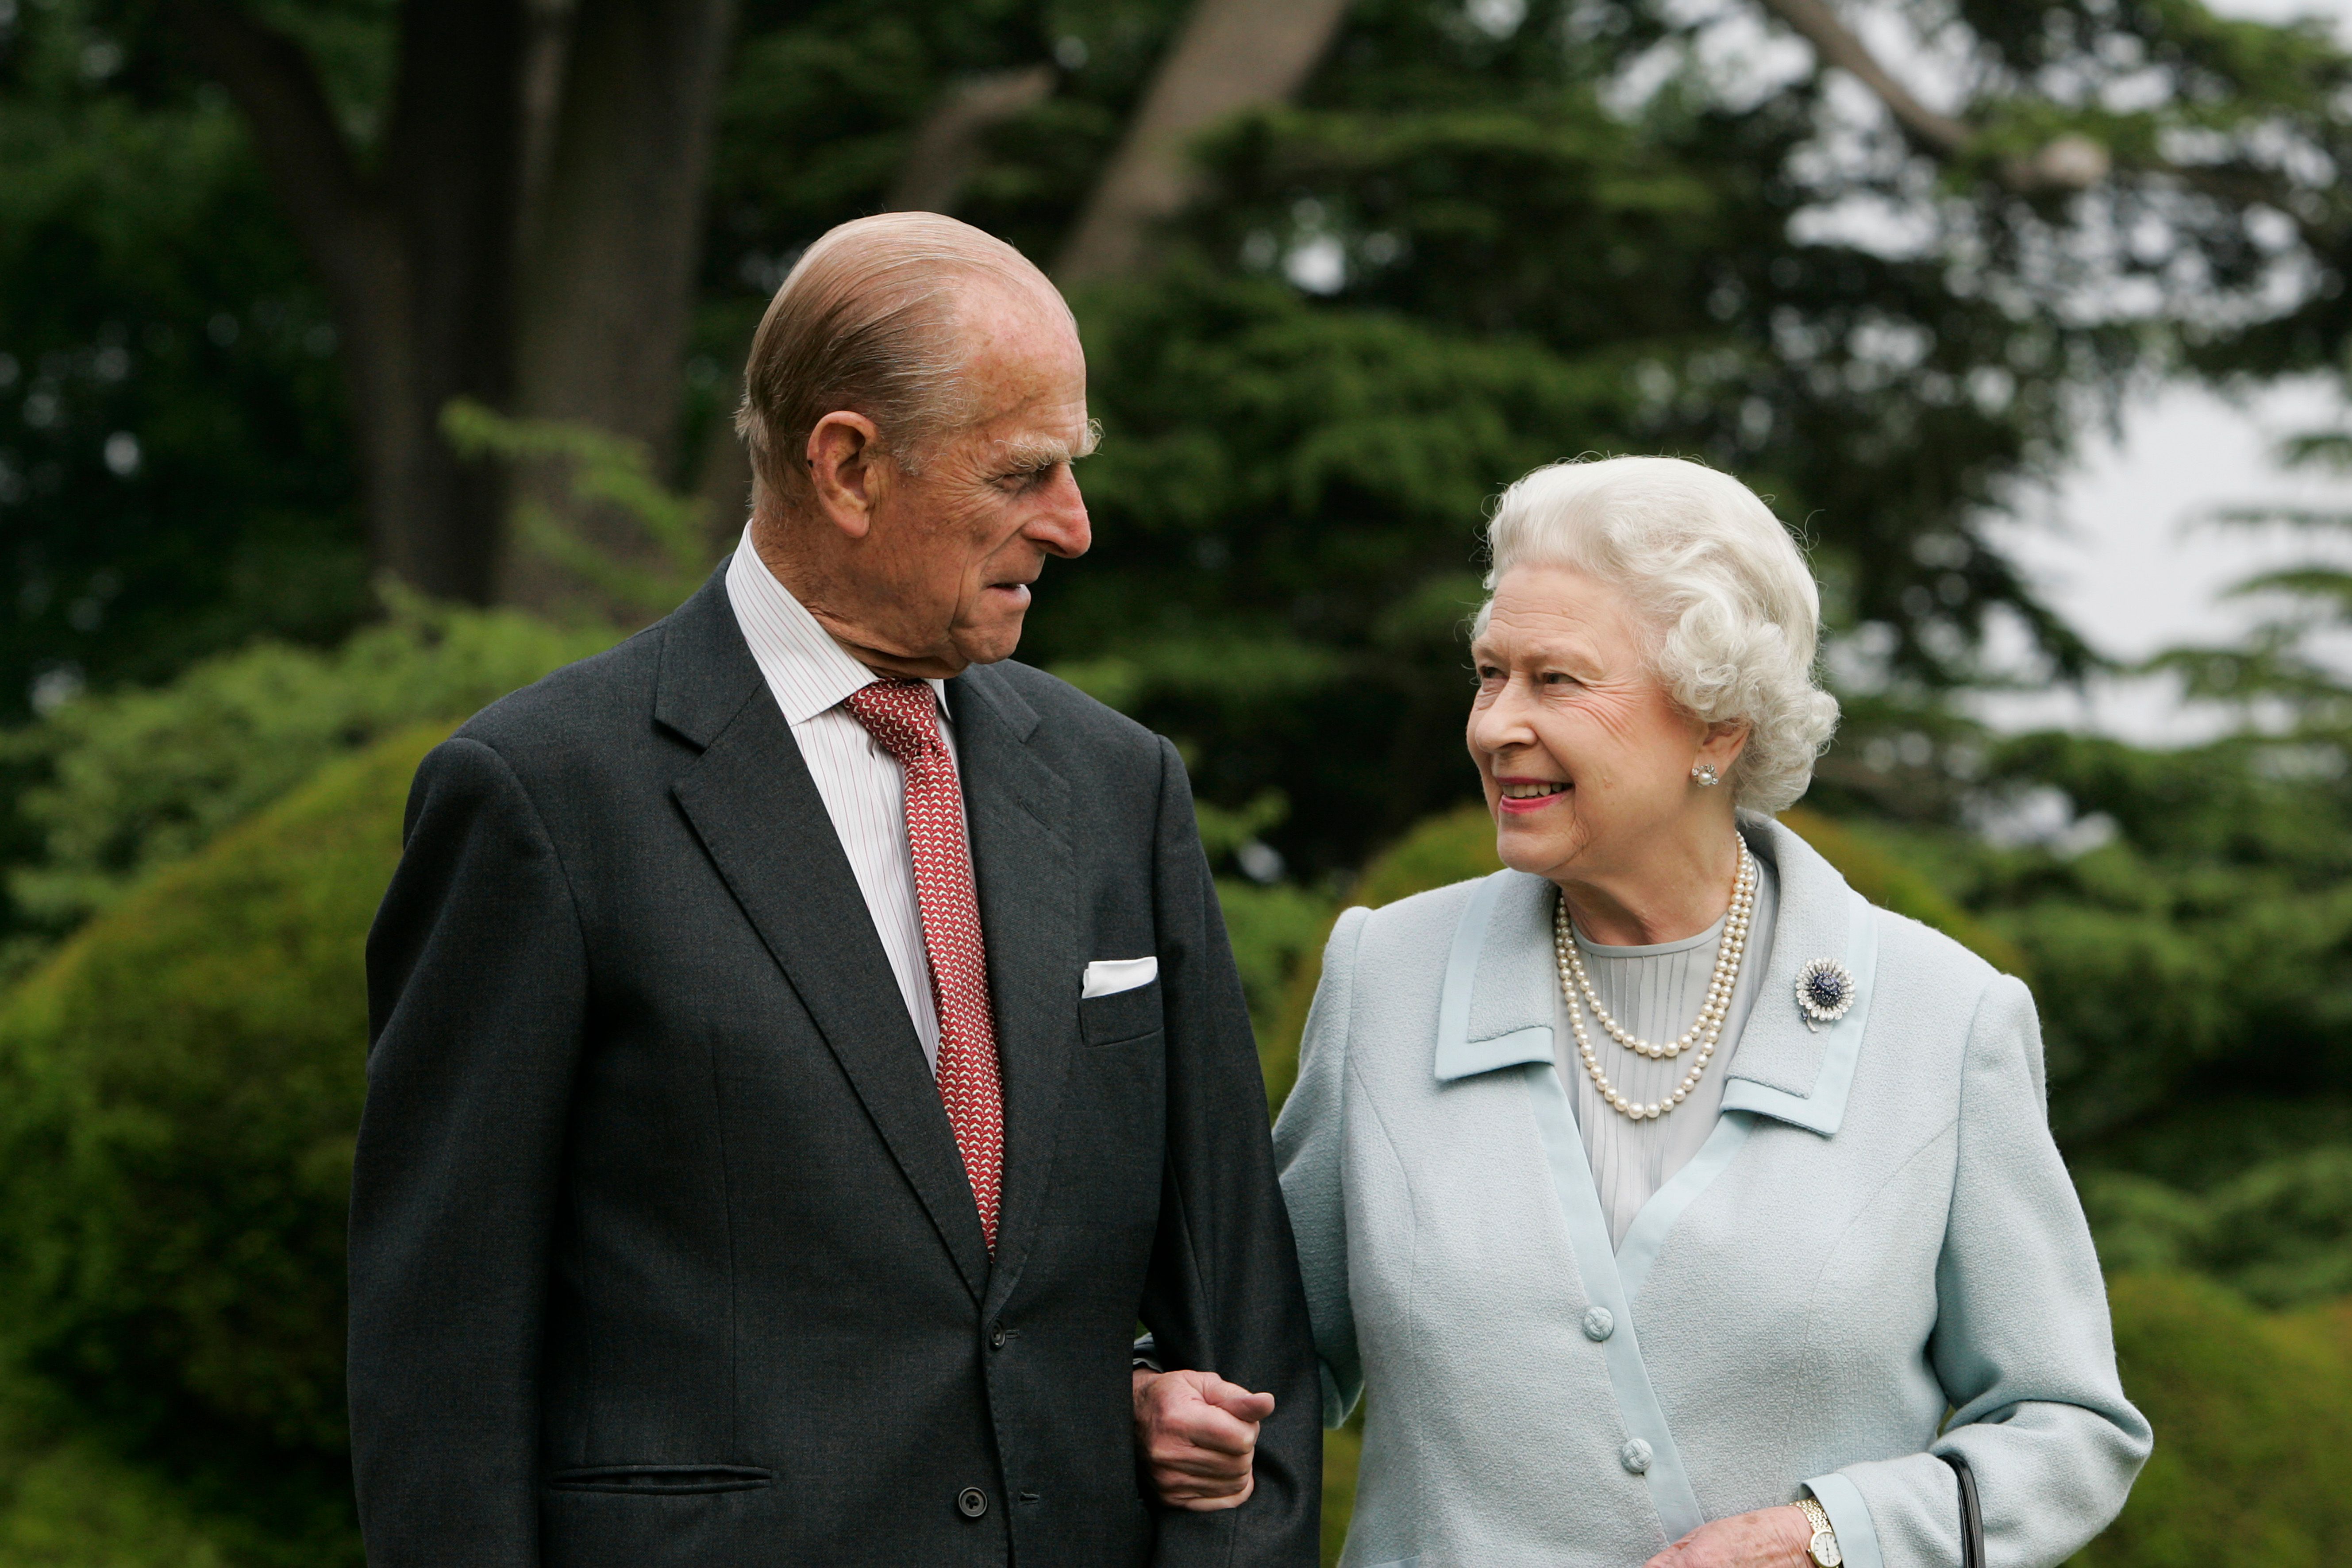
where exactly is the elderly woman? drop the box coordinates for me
[1270,457,2149,1568]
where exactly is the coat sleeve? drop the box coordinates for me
[1272,905,1370,1428]
[1802,973,2152,1568]
[349,736,590,1567]
[1137,736,1323,1568]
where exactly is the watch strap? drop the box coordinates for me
[1797,1495,1843,1568]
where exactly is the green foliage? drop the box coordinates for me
[0,729,439,1564]
[0,597,611,971]
[2076,1275,2352,1568]
[0,0,370,721]
[1014,0,2352,873]
[1907,729,2352,1156]
[711,0,1191,276]
[18,0,2352,884]
[1778,808,2026,975]
[441,399,720,620]
[0,1368,232,1568]
[2085,1150,2352,1309]
[6,1,2352,1559]
[1216,877,1333,1052]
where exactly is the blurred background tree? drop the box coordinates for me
[8,0,2352,1561]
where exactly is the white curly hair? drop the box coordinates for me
[1475,455,1840,813]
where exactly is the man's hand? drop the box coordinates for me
[1643,1506,1816,1568]
[1131,1368,1276,1510]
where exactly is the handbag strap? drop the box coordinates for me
[1938,1451,1986,1568]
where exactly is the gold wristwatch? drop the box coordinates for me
[1797,1495,1843,1568]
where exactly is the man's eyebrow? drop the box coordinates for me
[997,419,1103,470]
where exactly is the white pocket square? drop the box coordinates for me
[1082,956,1159,999]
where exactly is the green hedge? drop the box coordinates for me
[1,600,608,977]
[2081,1275,2352,1567]
[0,724,443,1563]
[0,1366,231,1568]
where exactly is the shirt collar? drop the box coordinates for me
[724,524,951,727]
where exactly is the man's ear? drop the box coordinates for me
[807,411,885,539]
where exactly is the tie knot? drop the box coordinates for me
[843,678,946,764]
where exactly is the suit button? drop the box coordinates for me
[1620,1439,1653,1475]
[958,1487,989,1518]
[1582,1306,1614,1341]
[990,1325,1008,1349]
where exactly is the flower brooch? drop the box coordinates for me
[1795,958,1857,1032]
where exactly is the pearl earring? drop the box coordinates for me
[1691,763,1721,787]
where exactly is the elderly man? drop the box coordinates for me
[349,213,1320,1567]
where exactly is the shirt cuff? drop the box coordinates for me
[1804,1471,1886,1568]
[1131,1334,1162,1374]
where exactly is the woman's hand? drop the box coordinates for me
[1642,1505,1816,1568]
[1131,1368,1276,1510]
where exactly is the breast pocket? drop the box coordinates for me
[1079,978,1163,1047]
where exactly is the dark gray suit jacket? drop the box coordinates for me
[350,568,1320,1566]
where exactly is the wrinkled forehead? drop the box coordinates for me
[1471,563,1650,662]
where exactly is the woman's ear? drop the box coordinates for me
[1698,718,1750,773]
[806,411,885,539]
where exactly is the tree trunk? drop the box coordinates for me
[500,0,739,613]
[1055,0,1354,283]
[375,0,531,602]
[174,0,744,613]
[172,0,527,605]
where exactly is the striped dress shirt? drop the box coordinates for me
[725,526,957,1071]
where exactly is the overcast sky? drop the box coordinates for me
[1977,0,2352,738]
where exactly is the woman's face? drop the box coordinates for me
[1467,563,1716,884]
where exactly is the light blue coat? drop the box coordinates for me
[1274,815,2150,1568]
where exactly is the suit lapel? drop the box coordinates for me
[949,665,1078,1315]
[658,572,992,1301]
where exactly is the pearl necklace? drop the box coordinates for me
[1553,838,1756,1121]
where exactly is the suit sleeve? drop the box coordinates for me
[1137,736,1323,1568]
[1802,974,2152,1568]
[1272,905,1370,1429]
[350,736,590,1567]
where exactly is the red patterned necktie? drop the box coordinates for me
[843,678,1005,1252]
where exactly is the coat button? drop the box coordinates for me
[957,1486,989,1518]
[990,1325,1008,1349]
[1582,1306,1614,1341]
[1620,1439,1653,1475]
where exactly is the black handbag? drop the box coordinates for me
[1938,1451,1986,1568]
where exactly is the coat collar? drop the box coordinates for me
[652,564,768,751]
[1432,813,1879,1136]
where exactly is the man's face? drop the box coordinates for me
[795,287,1094,678]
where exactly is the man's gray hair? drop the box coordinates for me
[734,212,1067,511]
[1476,455,1840,812]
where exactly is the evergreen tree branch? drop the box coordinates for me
[1754,0,2114,192]
[1754,0,1972,156]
